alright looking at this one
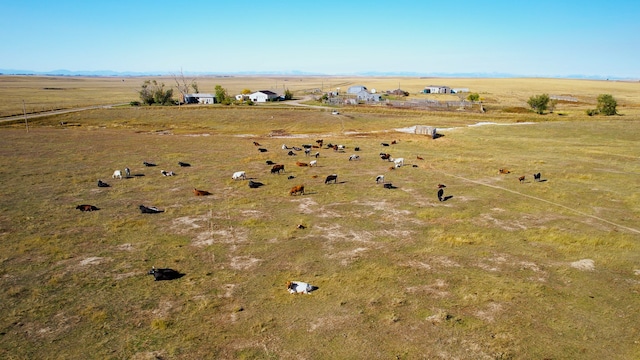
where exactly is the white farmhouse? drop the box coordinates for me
[423,86,451,94]
[184,93,216,104]
[249,90,279,103]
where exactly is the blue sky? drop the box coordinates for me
[2,0,639,78]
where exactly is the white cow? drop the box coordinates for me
[376,175,385,184]
[232,171,246,180]
[348,154,360,161]
[112,170,122,179]
[287,281,315,294]
[309,160,317,167]
[393,158,404,168]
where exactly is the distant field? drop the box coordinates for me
[0,77,639,359]
[2,75,639,118]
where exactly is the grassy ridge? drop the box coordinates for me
[0,84,639,359]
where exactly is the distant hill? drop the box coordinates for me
[0,68,629,80]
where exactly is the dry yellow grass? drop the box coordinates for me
[0,76,639,359]
[2,75,639,118]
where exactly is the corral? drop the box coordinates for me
[0,76,639,359]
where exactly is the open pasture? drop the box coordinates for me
[2,75,640,118]
[1,99,639,359]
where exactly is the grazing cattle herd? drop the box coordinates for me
[77,135,545,287]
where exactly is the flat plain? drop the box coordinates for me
[0,75,639,359]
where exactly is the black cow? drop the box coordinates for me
[148,267,183,281]
[97,179,110,187]
[325,174,338,184]
[139,205,164,214]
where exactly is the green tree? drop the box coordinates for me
[215,85,229,104]
[527,93,550,114]
[467,93,480,102]
[597,94,617,115]
[139,80,174,105]
[284,89,293,100]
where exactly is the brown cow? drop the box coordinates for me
[289,184,305,196]
[193,188,212,196]
[499,168,511,174]
[271,164,285,174]
[296,161,309,167]
[518,176,526,183]
[76,204,99,212]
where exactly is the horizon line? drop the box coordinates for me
[1,68,638,81]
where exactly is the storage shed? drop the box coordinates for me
[249,90,279,103]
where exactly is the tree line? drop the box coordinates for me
[528,93,617,116]
[133,79,293,106]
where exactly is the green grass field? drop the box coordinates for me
[0,76,639,359]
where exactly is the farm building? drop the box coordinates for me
[235,94,250,101]
[347,85,368,94]
[184,93,216,104]
[451,88,469,94]
[249,90,279,103]
[423,86,451,94]
[356,90,381,102]
[415,125,438,139]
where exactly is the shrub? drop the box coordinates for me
[527,94,550,114]
[597,94,617,115]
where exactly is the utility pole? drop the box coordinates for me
[22,100,28,133]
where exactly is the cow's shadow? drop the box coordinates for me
[441,195,454,202]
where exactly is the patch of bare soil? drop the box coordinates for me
[327,247,370,266]
[406,278,450,298]
[307,315,357,332]
[474,302,504,323]
[570,259,595,271]
[475,254,548,282]
[193,227,249,247]
[172,214,209,232]
[79,257,111,266]
[402,256,461,270]
[229,256,262,270]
